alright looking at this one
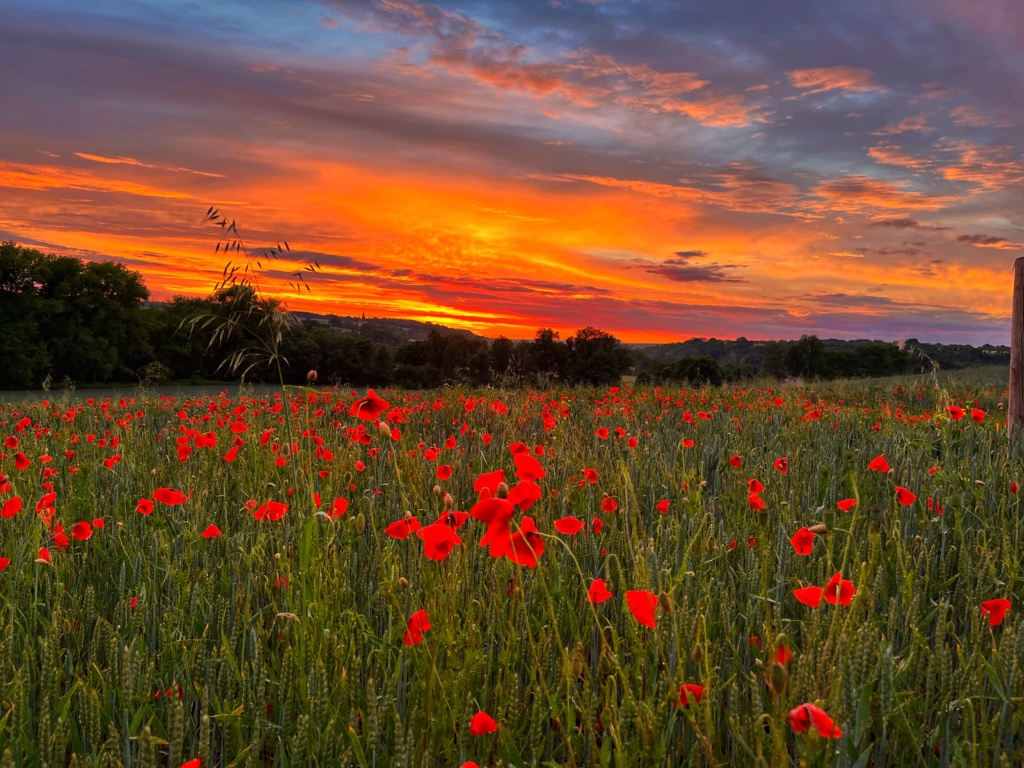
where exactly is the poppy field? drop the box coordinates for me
[0,372,1021,767]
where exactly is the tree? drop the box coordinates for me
[563,327,632,386]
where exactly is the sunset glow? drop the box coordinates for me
[2,0,1022,343]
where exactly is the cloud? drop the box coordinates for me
[627,253,745,283]
[870,115,932,136]
[869,217,949,231]
[812,176,955,212]
[956,234,1023,249]
[73,153,225,178]
[787,66,884,95]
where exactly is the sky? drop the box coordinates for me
[1,0,1022,344]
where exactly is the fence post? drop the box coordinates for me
[1010,257,1024,440]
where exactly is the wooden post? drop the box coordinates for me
[1010,257,1024,439]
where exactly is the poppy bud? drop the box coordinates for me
[443,492,454,509]
[151,468,157,476]
[354,513,366,534]
[307,369,317,383]
[821,509,835,529]
[433,484,442,496]
[405,510,413,519]
[600,707,612,729]
[63,618,71,634]
[496,482,509,499]
[766,661,788,696]
[658,591,675,614]
[399,577,409,588]
[808,523,828,536]
[570,641,585,679]
[690,643,705,665]
[378,421,392,438]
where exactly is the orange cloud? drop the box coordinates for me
[787,66,883,95]
[812,175,955,212]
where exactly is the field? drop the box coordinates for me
[0,369,1021,767]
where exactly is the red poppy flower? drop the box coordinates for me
[656,499,670,514]
[436,465,453,481]
[180,759,202,768]
[329,498,348,518]
[682,439,695,449]
[254,501,289,521]
[1,497,22,518]
[71,521,92,541]
[588,578,612,603]
[37,547,51,564]
[153,488,188,506]
[626,590,659,629]
[202,524,223,539]
[385,517,421,539]
[747,478,764,494]
[130,596,138,610]
[836,498,856,512]
[554,517,585,535]
[788,703,842,738]
[474,469,505,495]
[222,446,238,463]
[595,428,609,440]
[592,518,603,534]
[508,441,529,455]
[460,762,480,768]
[790,527,814,556]
[981,598,1011,627]
[773,457,788,474]
[404,609,431,646]
[136,498,155,516]
[894,487,917,506]
[679,683,704,707]
[583,468,599,484]
[513,453,546,481]
[793,586,824,607]
[729,455,741,467]
[0,557,9,572]
[946,406,965,420]
[417,521,462,561]
[776,645,793,665]
[14,452,30,470]
[92,518,104,528]
[868,455,890,472]
[349,389,390,420]
[1011,482,1019,495]
[971,408,985,423]
[3,436,17,449]
[823,572,855,606]
[627,437,638,449]
[469,711,498,735]
[601,496,618,513]
[507,517,544,567]
[506,480,542,511]
[748,494,766,512]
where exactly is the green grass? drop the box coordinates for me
[0,370,1021,766]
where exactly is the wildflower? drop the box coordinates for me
[776,645,793,665]
[153,488,188,505]
[836,498,856,512]
[436,465,452,481]
[588,578,612,603]
[71,521,92,541]
[656,499,670,514]
[823,572,855,606]
[202,524,223,538]
[328,498,348,518]
[748,494,767,513]
[1,497,22,518]
[384,516,419,540]
[793,586,824,608]
[626,590,659,629]
[679,683,704,707]
[506,517,544,567]
[748,478,764,494]
[403,609,431,646]
[788,703,842,738]
[773,457,788,474]
[136,498,155,516]
[14,452,30,470]
[946,406,965,420]
[349,389,389,420]
[790,527,814,556]
[417,521,462,561]
[868,455,890,472]
[894,486,917,506]
[971,408,985,423]
[513,453,546,481]
[729,455,741,467]
[470,711,498,735]
[981,598,1011,627]
[254,501,289,521]
[554,517,585,535]
[601,496,618,513]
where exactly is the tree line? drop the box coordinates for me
[0,243,1008,390]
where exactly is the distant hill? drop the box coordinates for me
[289,311,487,347]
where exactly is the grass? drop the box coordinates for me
[0,368,1021,767]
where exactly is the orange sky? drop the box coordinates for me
[1,0,1022,343]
